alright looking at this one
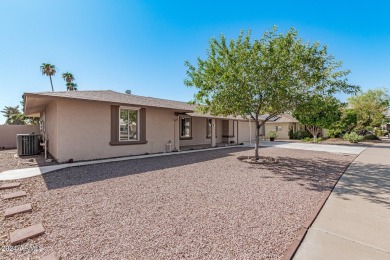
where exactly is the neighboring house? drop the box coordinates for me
[263,114,301,140]
[24,90,257,163]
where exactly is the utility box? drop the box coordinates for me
[16,134,40,156]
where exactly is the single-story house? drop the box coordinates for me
[24,90,259,163]
[263,114,302,140]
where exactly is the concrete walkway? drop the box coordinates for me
[294,142,390,260]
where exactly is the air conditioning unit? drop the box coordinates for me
[16,134,40,156]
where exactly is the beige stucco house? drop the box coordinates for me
[24,90,257,163]
[264,114,302,140]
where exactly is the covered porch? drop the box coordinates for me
[173,113,257,151]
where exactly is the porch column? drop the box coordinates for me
[174,116,180,151]
[211,118,216,147]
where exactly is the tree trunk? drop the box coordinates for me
[307,126,320,143]
[254,118,260,160]
[49,75,54,91]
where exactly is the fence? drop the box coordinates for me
[0,125,40,148]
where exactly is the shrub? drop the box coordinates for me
[327,128,344,138]
[343,132,363,143]
[363,134,380,140]
[268,130,277,138]
[374,128,383,137]
[317,137,323,142]
[302,137,311,142]
[288,128,294,139]
[293,130,312,140]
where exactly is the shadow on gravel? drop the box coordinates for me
[332,162,390,209]
[42,147,252,190]
[250,155,353,193]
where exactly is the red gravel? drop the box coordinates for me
[0,149,57,173]
[0,147,356,259]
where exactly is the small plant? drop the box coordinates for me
[363,134,380,140]
[268,131,277,141]
[343,132,363,143]
[302,137,311,142]
[317,137,323,142]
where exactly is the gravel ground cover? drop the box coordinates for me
[0,149,57,173]
[0,147,356,259]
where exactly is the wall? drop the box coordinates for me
[237,121,256,143]
[0,125,40,148]
[265,122,291,140]
[43,101,58,160]
[55,99,176,163]
[179,116,211,146]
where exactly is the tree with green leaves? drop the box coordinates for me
[62,72,78,91]
[1,106,25,125]
[327,107,358,137]
[125,90,132,94]
[62,72,75,83]
[184,27,358,159]
[293,95,341,142]
[41,63,57,91]
[66,82,78,91]
[348,88,389,130]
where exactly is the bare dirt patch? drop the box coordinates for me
[0,147,356,259]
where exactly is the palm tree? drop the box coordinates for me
[66,82,78,91]
[1,106,25,125]
[62,72,75,83]
[40,63,57,91]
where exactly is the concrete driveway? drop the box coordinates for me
[255,141,367,155]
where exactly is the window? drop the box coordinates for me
[206,118,212,138]
[119,108,139,141]
[110,106,146,146]
[180,117,192,138]
[275,125,282,132]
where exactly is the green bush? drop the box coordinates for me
[302,137,311,142]
[363,134,380,140]
[292,130,312,140]
[374,128,383,137]
[327,128,344,138]
[317,137,323,142]
[268,130,277,138]
[343,132,363,143]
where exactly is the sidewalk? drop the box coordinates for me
[294,142,390,259]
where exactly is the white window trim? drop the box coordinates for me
[119,107,140,142]
[180,116,192,138]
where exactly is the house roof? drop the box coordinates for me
[261,113,299,123]
[25,90,195,112]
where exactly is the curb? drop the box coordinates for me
[281,157,357,260]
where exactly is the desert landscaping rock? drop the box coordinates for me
[0,182,21,190]
[41,252,57,260]
[2,190,27,199]
[0,149,57,173]
[0,147,355,259]
[5,203,33,218]
[9,223,45,245]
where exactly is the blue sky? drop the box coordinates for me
[1,1,390,123]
